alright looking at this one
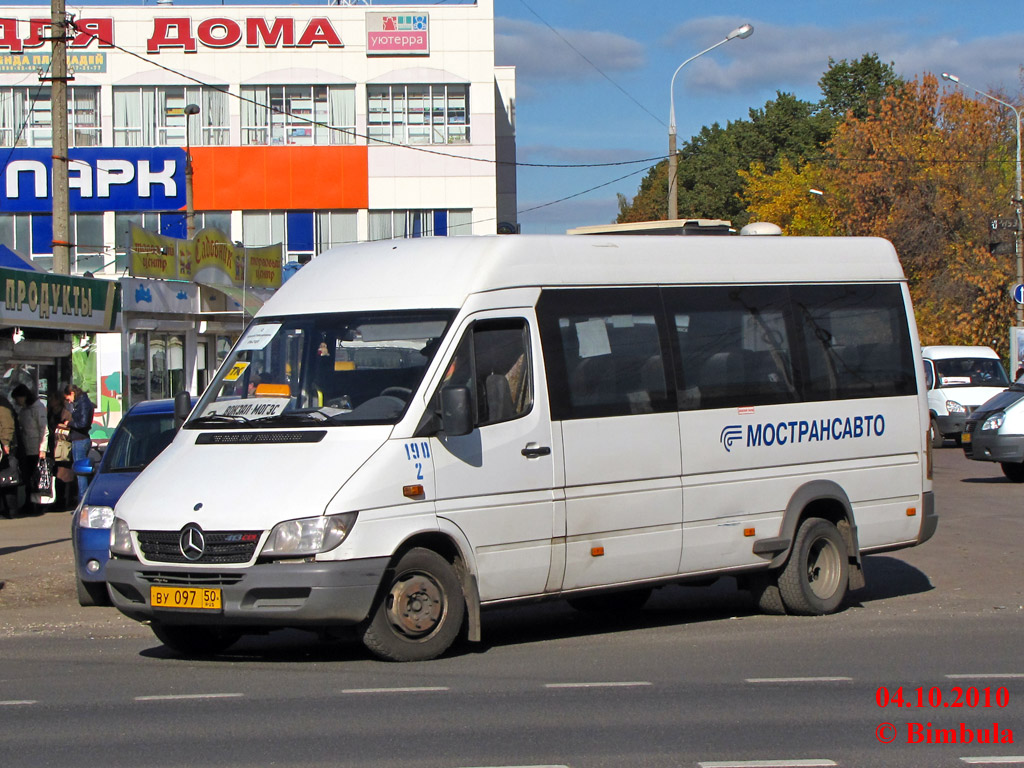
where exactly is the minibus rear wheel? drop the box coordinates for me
[361,547,465,662]
[777,517,849,615]
[150,623,241,657]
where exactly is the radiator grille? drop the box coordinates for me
[137,530,262,565]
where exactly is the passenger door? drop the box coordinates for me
[430,313,560,602]
[536,288,683,591]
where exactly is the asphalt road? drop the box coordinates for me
[1,446,1022,767]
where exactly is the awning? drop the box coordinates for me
[0,244,36,271]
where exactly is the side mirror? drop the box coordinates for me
[72,457,94,476]
[174,390,193,428]
[440,386,473,437]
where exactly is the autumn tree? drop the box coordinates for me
[823,74,1015,349]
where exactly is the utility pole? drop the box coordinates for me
[49,0,71,275]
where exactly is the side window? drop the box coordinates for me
[665,286,796,410]
[537,288,673,420]
[436,318,533,428]
[923,359,935,390]
[792,284,916,400]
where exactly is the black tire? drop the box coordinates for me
[747,573,786,615]
[567,587,652,613]
[76,577,111,607]
[930,417,944,449]
[1001,462,1024,482]
[778,517,849,616]
[150,623,241,657]
[360,548,465,662]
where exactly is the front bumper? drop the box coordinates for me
[935,412,967,438]
[963,431,1024,464]
[73,526,111,582]
[105,556,389,628]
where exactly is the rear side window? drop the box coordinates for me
[793,284,917,400]
[537,288,674,420]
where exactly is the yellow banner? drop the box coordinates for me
[246,244,284,289]
[129,225,179,280]
[129,227,281,289]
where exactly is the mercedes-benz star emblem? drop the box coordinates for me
[179,523,206,561]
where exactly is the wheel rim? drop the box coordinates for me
[385,570,446,639]
[806,535,842,600]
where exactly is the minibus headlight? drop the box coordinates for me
[79,505,114,530]
[946,400,966,413]
[109,517,134,556]
[982,413,1005,431]
[261,512,358,557]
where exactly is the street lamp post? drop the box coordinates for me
[942,72,1023,329]
[668,23,753,221]
[184,103,201,240]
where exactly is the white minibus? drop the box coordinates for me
[106,234,937,661]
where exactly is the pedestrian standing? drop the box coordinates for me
[65,385,95,502]
[0,394,19,518]
[48,392,74,511]
[10,384,47,516]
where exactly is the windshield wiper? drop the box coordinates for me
[248,410,329,426]
[187,413,253,428]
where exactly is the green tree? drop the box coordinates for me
[818,53,902,122]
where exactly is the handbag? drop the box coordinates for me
[54,432,72,463]
[0,453,20,487]
[35,457,53,495]
[31,458,54,505]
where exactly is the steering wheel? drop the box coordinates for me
[380,387,413,402]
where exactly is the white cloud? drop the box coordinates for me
[495,17,647,84]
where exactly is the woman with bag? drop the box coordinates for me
[11,384,48,516]
[48,392,74,511]
[0,393,20,518]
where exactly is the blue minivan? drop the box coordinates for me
[72,398,191,606]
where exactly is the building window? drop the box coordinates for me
[244,210,357,259]
[369,209,472,240]
[367,84,469,145]
[241,85,355,146]
[73,213,105,274]
[113,86,229,147]
[0,86,100,147]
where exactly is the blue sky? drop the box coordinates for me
[14,1,1024,234]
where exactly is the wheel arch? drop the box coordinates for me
[387,528,482,643]
[769,480,864,590]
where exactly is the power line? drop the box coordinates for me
[515,0,663,128]
[60,17,665,171]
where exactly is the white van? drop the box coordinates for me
[922,346,1009,447]
[962,373,1024,480]
[106,234,936,661]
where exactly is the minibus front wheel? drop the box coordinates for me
[361,547,465,662]
[777,517,849,615]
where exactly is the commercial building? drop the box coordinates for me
[0,1,516,410]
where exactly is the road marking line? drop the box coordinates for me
[135,693,244,701]
[745,677,853,683]
[0,700,37,706]
[960,758,1024,765]
[948,674,1024,680]
[341,687,449,694]
[544,681,652,689]
[699,761,837,768]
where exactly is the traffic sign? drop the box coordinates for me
[1014,283,1024,305]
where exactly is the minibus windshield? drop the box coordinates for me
[188,310,454,428]
[933,357,1009,389]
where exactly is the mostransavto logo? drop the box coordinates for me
[721,415,886,451]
